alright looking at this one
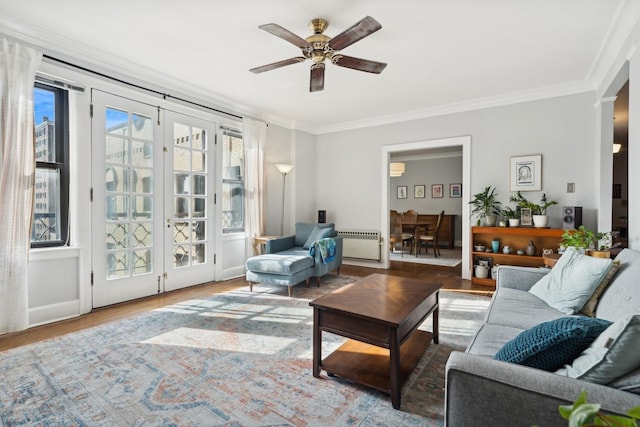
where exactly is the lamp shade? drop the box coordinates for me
[390,162,405,177]
[275,163,294,174]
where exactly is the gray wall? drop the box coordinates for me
[311,92,598,238]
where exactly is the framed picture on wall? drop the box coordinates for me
[397,185,407,199]
[450,183,462,198]
[414,185,425,198]
[432,184,443,198]
[510,154,542,191]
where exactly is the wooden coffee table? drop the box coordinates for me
[309,273,442,409]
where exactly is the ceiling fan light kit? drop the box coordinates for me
[250,16,387,92]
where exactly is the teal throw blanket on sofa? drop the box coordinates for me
[309,238,336,264]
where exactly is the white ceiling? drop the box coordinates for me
[0,0,632,133]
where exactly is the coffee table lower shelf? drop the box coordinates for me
[320,330,433,394]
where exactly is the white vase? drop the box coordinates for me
[532,214,548,228]
[508,218,520,227]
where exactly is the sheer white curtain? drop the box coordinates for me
[243,118,266,257]
[0,39,42,333]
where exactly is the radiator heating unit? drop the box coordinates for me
[337,230,381,261]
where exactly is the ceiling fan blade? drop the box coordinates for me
[250,57,306,74]
[310,63,325,92]
[327,16,382,51]
[332,55,387,74]
[258,23,311,50]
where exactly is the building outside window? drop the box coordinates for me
[32,83,69,247]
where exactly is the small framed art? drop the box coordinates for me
[414,185,425,198]
[450,183,462,198]
[432,184,443,198]
[520,208,532,226]
[397,185,407,199]
[510,154,542,191]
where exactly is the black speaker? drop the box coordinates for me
[562,206,583,229]
[318,210,326,223]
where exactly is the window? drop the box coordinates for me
[221,127,244,233]
[32,83,69,247]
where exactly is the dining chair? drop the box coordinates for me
[389,210,413,257]
[418,210,444,258]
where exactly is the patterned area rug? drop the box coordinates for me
[0,274,490,426]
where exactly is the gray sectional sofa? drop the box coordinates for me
[445,248,640,426]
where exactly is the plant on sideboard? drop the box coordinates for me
[469,186,501,226]
[561,225,613,257]
[509,191,558,227]
[500,206,520,227]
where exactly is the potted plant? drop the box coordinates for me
[469,186,501,226]
[561,225,613,257]
[500,206,520,227]
[509,191,558,227]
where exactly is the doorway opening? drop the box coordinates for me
[613,80,629,247]
[380,136,471,278]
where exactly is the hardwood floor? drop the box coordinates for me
[0,258,491,352]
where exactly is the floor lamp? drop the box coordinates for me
[275,163,294,236]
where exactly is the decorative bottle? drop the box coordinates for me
[526,240,537,256]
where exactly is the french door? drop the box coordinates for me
[163,111,216,291]
[91,90,216,307]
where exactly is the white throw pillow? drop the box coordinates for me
[529,247,613,315]
[555,314,640,384]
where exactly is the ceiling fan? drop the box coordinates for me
[249,16,387,92]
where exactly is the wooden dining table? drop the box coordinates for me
[401,221,430,256]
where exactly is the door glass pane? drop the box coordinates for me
[171,122,209,268]
[132,140,152,167]
[133,249,152,275]
[106,108,129,136]
[106,136,128,164]
[106,223,128,250]
[132,114,153,141]
[105,107,153,279]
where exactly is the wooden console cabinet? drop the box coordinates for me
[470,226,564,287]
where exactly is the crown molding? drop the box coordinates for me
[588,0,640,94]
[313,80,595,135]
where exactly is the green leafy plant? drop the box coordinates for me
[500,206,520,219]
[509,191,558,215]
[558,390,640,426]
[561,226,612,250]
[469,186,501,219]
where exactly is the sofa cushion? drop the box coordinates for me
[485,287,566,330]
[303,226,334,249]
[294,223,334,247]
[466,323,524,357]
[246,254,314,275]
[555,314,640,384]
[609,367,640,395]
[494,316,612,371]
[529,247,613,315]
[596,249,640,321]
